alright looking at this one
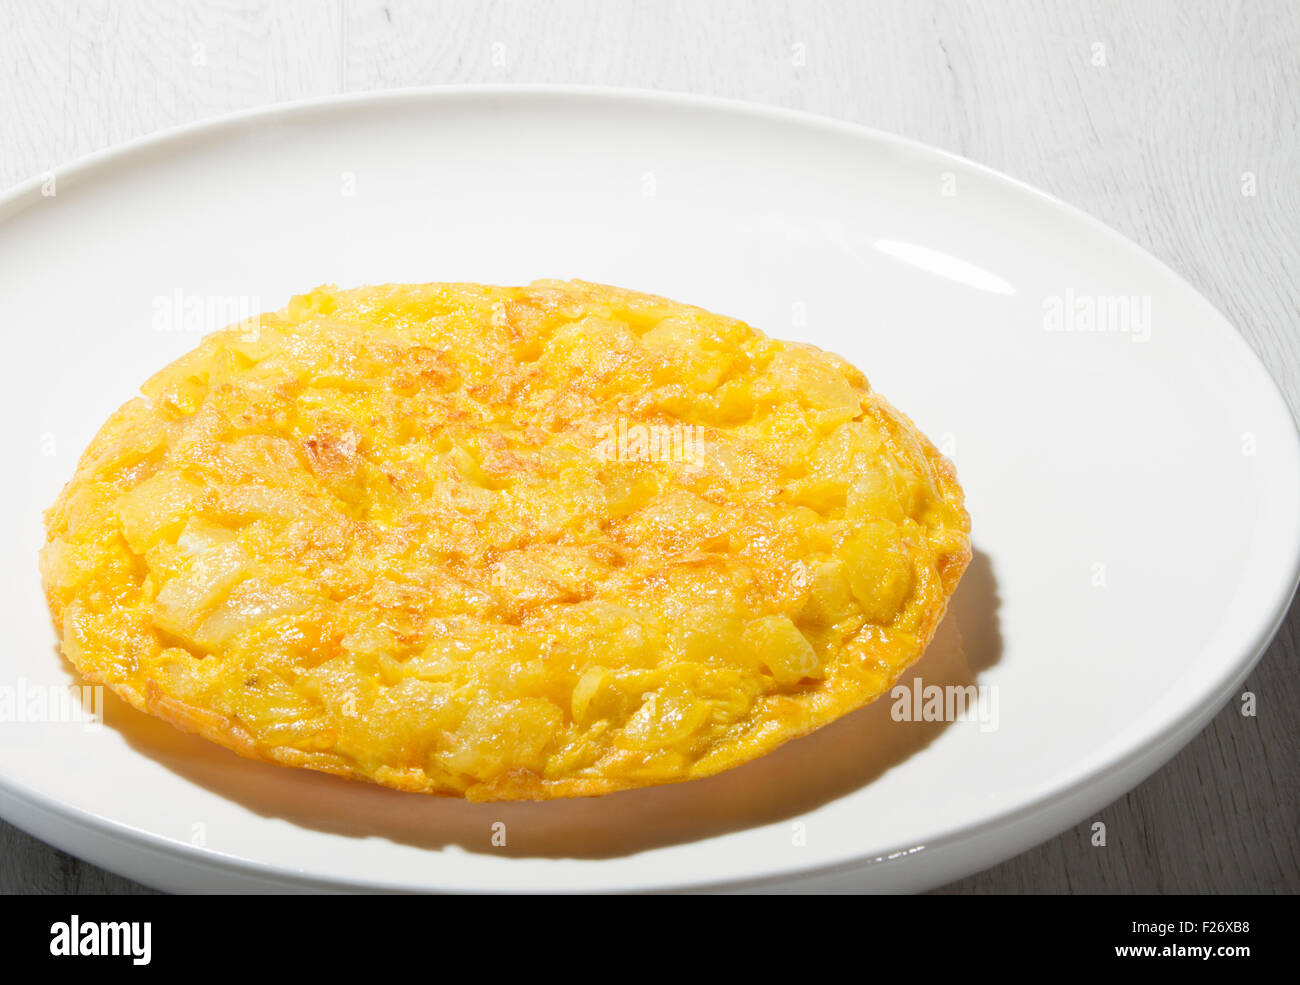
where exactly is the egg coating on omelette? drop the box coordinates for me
[40,281,969,801]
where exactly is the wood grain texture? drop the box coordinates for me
[0,0,1296,894]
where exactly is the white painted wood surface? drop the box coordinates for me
[1,0,1296,893]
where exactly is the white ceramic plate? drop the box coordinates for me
[1,87,1296,893]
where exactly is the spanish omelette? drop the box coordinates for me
[40,280,970,800]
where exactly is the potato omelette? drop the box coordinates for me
[40,280,970,800]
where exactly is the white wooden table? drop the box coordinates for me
[1,0,1296,893]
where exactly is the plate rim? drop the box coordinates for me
[2,83,1297,893]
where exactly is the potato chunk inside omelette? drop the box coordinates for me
[40,280,970,800]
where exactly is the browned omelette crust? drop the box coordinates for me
[40,280,970,801]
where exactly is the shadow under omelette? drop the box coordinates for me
[103,548,1002,860]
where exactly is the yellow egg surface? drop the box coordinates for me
[40,280,970,801]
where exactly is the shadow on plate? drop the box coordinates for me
[108,548,1001,859]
